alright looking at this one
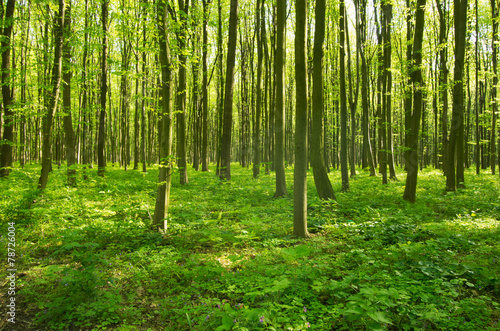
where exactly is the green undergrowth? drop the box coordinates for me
[1,163,499,330]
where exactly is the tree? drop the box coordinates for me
[446,0,468,190]
[172,0,189,184]
[339,0,349,192]
[97,0,109,176]
[403,0,427,203]
[357,0,376,176]
[311,0,335,200]
[382,0,397,180]
[253,0,263,179]
[436,0,449,173]
[293,0,309,238]
[153,0,174,230]
[274,0,287,197]
[0,0,16,178]
[219,0,238,180]
[62,0,76,186]
[490,0,498,175]
[38,0,65,190]
[201,0,211,172]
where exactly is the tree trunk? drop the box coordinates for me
[201,0,211,171]
[97,0,108,176]
[274,0,287,197]
[153,0,174,230]
[175,0,189,184]
[62,0,76,186]
[0,0,15,178]
[38,0,65,190]
[403,0,426,203]
[445,0,468,191]
[436,0,449,173]
[311,0,335,200]
[339,0,349,192]
[357,0,376,176]
[219,0,238,180]
[293,0,310,238]
[253,0,263,179]
[490,0,498,175]
[383,2,397,180]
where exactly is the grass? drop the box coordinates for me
[0,163,499,330]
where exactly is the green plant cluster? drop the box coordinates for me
[0,164,499,330]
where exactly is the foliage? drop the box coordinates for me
[1,164,499,330]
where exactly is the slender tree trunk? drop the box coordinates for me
[219,0,238,180]
[383,2,397,180]
[490,0,498,175]
[311,0,335,200]
[38,0,65,190]
[436,0,449,173]
[201,0,211,171]
[141,0,148,173]
[475,0,480,174]
[293,0,309,238]
[97,0,108,176]
[0,0,16,177]
[274,0,287,197]
[153,0,174,230]
[357,0,376,176]
[403,0,426,202]
[446,0,468,190]
[253,0,263,179]
[340,0,349,192]
[176,0,189,184]
[62,0,76,186]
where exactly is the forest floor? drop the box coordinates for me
[0,163,499,330]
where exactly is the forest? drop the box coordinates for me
[0,0,499,329]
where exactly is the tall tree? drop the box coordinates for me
[403,0,426,203]
[62,0,76,186]
[357,0,376,176]
[253,0,263,179]
[436,0,449,173]
[97,0,109,176]
[311,0,335,200]
[201,0,211,171]
[38,0,65,190]
[293,0,309,238]
[340,0,349,191]
[490,0,498,175]
[445,0,468,190]
[0,0,15,177]
[382,0,397,180]
[219,0,238,180]
[173,0,189,184]
[153,0,174,230]
[274,0,287,197]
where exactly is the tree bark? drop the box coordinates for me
[403,0,426,203]
[357,0,376,176]
[340,0,349,192]
[219,0,238,180]
[490,0,498,175]
[153,0,174,230]
[62,0,76,186]
[311,0,335,200]
[293,0,310,238]
[274,0,287,197]
[0,0,15,177]
[97,0,108,176]
[445,0,468,190]
[253,0,263,179]
[38,0,65,190]
[201,0,211,171]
